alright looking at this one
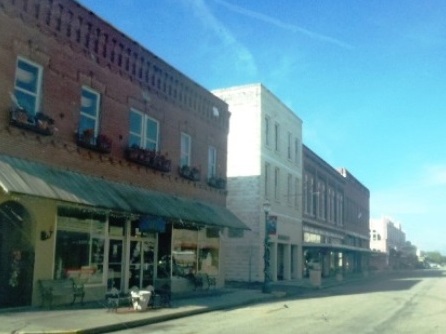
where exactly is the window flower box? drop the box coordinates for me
[76,129,113,154]
[9,108,55,136]
[208,177,226,190]
[125,145,171,173]
[179,165,201,182]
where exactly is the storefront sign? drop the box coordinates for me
[139,215,166,233]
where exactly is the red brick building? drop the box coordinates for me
[302,145,370,278]
[0,0,246,308]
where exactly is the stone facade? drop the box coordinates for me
[214,83,303,282]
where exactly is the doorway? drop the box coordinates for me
[0,201,34,308]
[128,237,155,289]
[107,239,124,290]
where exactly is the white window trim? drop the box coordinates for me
[265,116,270,147]
[208,146,217,178]
[294,138,300,165]
[14,56,43,114]
[265,162,270,199]
[274,167,280,201]
[81,86,101,135]
[274,122,280,152]
[181,132,192,167]
[129,108,159,150]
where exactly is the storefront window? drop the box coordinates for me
[198,228,219,275]
[172,224,220,279]
[172,226,198,277]
[55,207,106,284]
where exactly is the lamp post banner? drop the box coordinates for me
[267,216,277,235]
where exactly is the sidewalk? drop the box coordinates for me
[0,275,364,334]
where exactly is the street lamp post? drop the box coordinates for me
[262,200,272,293]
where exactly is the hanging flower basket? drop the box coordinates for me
[125,145,171,172]
[9,108,55,136]
[179,165,201,181]
[76,129,112,154]
[208,177,226,190]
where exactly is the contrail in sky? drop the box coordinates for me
[213,0,354,50]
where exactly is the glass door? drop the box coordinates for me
[128,237,155,289]
[108,239,124,291]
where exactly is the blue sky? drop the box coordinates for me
[77,0,446,254]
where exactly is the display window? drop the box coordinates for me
[55,207,106,285]
[172,224,220,280]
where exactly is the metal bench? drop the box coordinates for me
[38,278,85,308]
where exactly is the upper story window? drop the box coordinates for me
[287,132,292,160]
[274,167,280,201]
[208,146,217,178]
[79,86,100,135]
[14,57,43,115]
[294,138,300,165]
[180,132,191,167]
[265,116,270,147]
[274,122,280,152]
[294,177,300,209]
[287,173,292,204]
[129,109,159,150]
[265,162,270,199]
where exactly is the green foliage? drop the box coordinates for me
[422,251,446,264]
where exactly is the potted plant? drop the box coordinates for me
[81,128,95,145]
[35,112,55,132]
[126,146,171,172]
[13,107,30,124]
[96,134,113,153]
[179,165,200,181]
[10,108,55,135]
[208,176,226,189]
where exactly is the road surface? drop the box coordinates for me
[114,270,446,334]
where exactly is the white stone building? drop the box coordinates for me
[213,84,303,282]
[370,217,406,253]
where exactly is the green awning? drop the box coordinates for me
[0,154,248,230]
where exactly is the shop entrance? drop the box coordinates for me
[0,201,34,308]
[128,237,155,289]
[107,239,124,290]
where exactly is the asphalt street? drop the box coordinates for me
[112,270,446,334]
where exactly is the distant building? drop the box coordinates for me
[303,146,370,278]
[213,84,304,282]
[370,217,406,269]
[370,217,405,253]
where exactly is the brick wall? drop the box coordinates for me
[0,0,229,205]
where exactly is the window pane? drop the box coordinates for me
[55,209,106,285]
[146,118,158,142]
[181,133,190,166]
[13,89,37,114]
[81,89,99,117]
[145,117,158,150]
[15,59,39,92]
[130,111,142,136]
[145,139,157,151]
[208,147,216,178]
[172,227,198,278]
[129,134,141,147]
[80,88,99,135]
[79,116,96,133]
[129,111,142,147]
